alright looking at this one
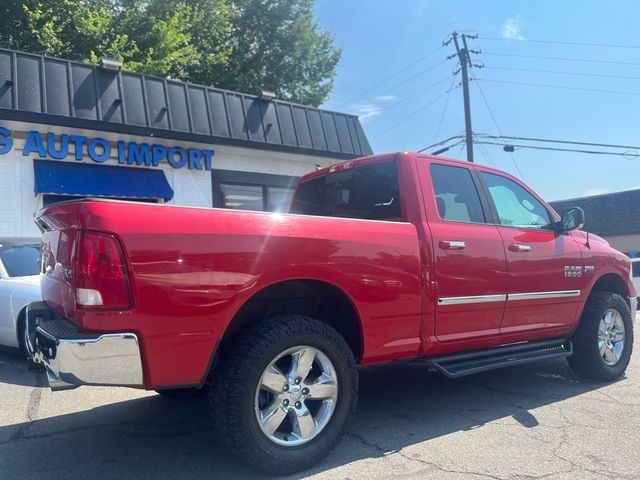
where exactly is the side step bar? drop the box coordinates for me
[416,338,573,378]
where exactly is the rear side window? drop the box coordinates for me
[290,176,326,215]
[291,163,402,221]
[430,164,486,223]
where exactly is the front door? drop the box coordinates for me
[478,171,585,333]
[418,161,508,342]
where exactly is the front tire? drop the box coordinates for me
[568,291,634,381]
[210,315,358,475]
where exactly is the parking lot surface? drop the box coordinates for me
[1,320,639,480]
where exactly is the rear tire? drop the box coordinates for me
[567,291,634,381]
[210,315,358,475]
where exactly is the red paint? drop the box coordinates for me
[37,152,635,389]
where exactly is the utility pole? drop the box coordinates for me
[445,32,479,162]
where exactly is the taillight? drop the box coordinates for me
[75,231,132,310]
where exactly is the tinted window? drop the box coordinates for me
[481,172,553,229]
[323,163,402,220]
[291,163,402,221]
[290,176,326,215]
[430,164,485,223]
[0,244,41,277]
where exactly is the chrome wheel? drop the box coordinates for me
[598,309,626,366]
[254,345,338,447]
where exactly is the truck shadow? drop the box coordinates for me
[0,350,618,479]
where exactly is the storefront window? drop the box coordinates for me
[220,184,265,211]
[268,187,295,212]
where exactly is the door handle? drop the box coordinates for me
[509,243,531,252]
[439,240,466,250]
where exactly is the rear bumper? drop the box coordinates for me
[25,302,144,391]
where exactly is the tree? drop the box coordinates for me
[0,0,340,106]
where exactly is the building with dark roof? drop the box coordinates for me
[550,189,640,254]
[0,48,372,236]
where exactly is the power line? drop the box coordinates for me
[418,134,465,153]
[335,46,444,108]
[431,74,458,143]
[370,89,452,140]
[378,74,454,111]
[486,65,640,82]
[479,35,640,50]
[475,142,496,167]
[471,76,526,179]
[478,134,640,151]
[476,78,640,97]
[483,51,640,67]
[476,140,640,158]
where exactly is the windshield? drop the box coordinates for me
[0,244,41,277]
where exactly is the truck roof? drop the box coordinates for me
[300,151,500,183]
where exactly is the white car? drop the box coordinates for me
[632,258,640,300]
[0,238,42,352]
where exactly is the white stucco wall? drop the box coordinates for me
[0,121,345,237]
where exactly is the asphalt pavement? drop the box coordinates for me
[1,318,639,480]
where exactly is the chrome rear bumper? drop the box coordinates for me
[25,302,143,391]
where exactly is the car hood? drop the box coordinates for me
[3,275,41,286]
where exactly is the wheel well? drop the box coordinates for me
[590,273,629,304]
[220,280,363,362]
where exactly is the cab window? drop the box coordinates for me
[481,172,553,229]
[430,164,486,223]
[291,162,402,221]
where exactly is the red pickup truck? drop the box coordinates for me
[26,152,635,474]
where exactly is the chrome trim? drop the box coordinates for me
[507,290,581,301]
[630,296,637,322]
[440,240,466,250]
[26,304,144,391]
[437,290,581,306]
[437,294,507,305]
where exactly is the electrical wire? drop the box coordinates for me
[370,89,451,140]
[431,74,458,144]
[475,78,640,97]
[483,52,640,67]
[477,134,640,151]
[471,76,526,179]
[485,65,640,82]
[476,140,640,158]
[479,36,640,50]
[418,134,465,153]
[377,75,454,111]
[475,142,496,167]
[334,46,444,108]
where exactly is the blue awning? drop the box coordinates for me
[33,160,174,201]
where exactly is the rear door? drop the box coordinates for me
[478,171,585,333]
[417,160,508,342]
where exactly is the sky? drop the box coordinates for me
[314,0,640,202]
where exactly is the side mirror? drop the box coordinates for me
[558,207,585,232]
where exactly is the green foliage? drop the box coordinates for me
[0,0,340,106]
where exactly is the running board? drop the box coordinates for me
[416,338,573,378]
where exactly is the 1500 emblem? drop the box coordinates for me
[564,266,582,278]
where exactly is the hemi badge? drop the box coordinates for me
[585,266,595,272]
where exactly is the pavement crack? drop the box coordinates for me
[8,372,46,442]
